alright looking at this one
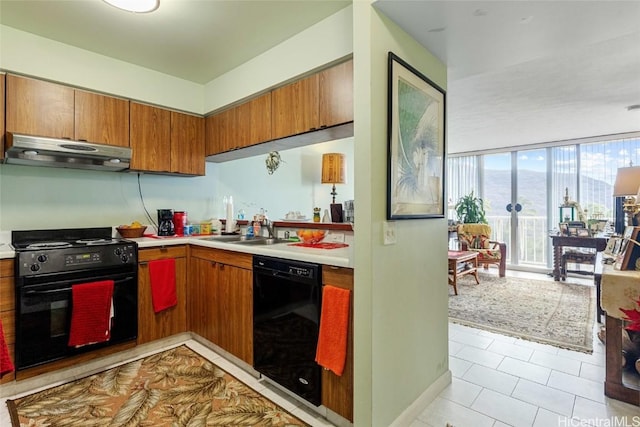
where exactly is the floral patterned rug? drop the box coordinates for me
[7,345,310,426]
[449,274,595,353]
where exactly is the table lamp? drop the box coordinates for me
[321,153,346,222]
[613,166,640,226]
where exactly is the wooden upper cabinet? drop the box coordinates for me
[205,107,234,155]
[205,92,272,156]
[271,73,320,140]
[170,112,205,176]
[75,90,130,147]
[129,102,171,173]
[235,92,272,149]
[5,74,74,139]
[1,74,5,160]
[319,59,353,128]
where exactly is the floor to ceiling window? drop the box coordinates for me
[447,132,640,272]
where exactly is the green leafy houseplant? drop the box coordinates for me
[455,191,488,224]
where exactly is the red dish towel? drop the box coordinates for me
[68,280,114,347]
[0,318,14,378]
[315,285,351,376]
[149,258,177,313]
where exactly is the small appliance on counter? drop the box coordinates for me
[157,209,175,236]
[173,211,187,236]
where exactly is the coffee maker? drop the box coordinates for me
[157,209,175,236]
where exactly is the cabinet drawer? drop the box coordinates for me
[1,259,14,278]
[322,265,354,290]
[138,246,187,262]
[190,246,252,269]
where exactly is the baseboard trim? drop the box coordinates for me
[389,370,452,427]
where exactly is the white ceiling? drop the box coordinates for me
[1,0,638,154]
[0,0,350,84]
[374,0,640,153]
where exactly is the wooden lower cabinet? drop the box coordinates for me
[321,265,354,422]
[188,247,253,365]
[137,246,188,344]
[0,259,15,384]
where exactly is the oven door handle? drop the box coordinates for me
[24,276,135,294]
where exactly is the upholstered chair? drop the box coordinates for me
[456,223,507,277]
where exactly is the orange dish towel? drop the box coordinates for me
[315,285,351,376]
[68,280,114,347]
[149,258,177,313]
[0,318,14,378]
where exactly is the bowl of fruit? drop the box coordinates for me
[296,229,326,244]
[116,221,147,238]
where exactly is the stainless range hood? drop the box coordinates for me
[4,133,132,172]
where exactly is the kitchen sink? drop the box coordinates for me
[230,237,290,246]
[200,235,249,242]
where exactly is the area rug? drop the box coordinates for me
[6,345,309,426]
[449,274,595,353]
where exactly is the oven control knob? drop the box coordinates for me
[30,263,40,272]
[121,255,129,263]
[114,248,122,256]
[37,254,48,263]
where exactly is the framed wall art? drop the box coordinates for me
[615,226,640,270]
[387,52,446,220]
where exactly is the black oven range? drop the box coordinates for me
[12,227,138,371]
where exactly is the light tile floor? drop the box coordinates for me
[412,271,640,427]
[2,272,639,427]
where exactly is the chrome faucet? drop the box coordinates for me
[262,218,275,239]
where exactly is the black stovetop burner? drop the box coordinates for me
[12,227,126,250]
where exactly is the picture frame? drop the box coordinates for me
[604,236,621,256]
[615,226,640,270]
[387,52,446,220]
[559,222,569,235]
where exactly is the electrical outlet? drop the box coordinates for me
[383,221,396,245]
[325,232,345,243]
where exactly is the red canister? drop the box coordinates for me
[173,211,187,236]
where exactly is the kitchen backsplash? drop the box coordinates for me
[0,137,354,231]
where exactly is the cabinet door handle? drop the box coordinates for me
[140,262,148,266]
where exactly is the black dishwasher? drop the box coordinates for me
[253,255,322,406]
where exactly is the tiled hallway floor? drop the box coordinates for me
[412,271,640,427]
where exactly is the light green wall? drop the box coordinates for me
[353,2,449,425]
[204,5,353,113]
[0,7,354,230]
[0,25,203,114]
[1,4,450,425]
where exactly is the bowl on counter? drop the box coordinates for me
[116,226,147,238]
[296,229,326,244]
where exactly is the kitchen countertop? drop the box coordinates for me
[0,234,353,267]
[131,235,353,268]
[0,244,14,260]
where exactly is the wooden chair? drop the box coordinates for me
[456,223,507,277]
